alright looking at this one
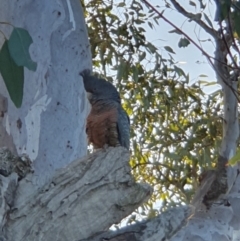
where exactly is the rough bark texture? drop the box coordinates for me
[0,147,152,241]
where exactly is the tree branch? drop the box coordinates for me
[169,0,218,39]
[79,205,193,241]
[4,147,152,241]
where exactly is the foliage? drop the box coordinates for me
[0,26,36,108]
[82,0,239,214]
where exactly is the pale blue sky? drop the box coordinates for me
[146,0,219,92]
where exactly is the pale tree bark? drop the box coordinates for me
[0,0,91,186]
[0,0,240,241]
[2,147,151,241]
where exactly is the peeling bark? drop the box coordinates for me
[0,147,151,241]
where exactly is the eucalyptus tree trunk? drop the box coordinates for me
[0,0,91,186]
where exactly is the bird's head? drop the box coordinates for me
[80,70,121,104]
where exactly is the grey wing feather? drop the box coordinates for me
[117,107,130,150]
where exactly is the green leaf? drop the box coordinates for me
[123,13,129,21]
[8,27,37,71]
[117,59,127,80]
[203,13,213,28]
[0,40,24,108]
[198,0,206,9]
[174,65,186,77]
[132,66,139,82]
[189,1,196,7]
[153,15,160,25]
[199,74,208,77]
[139,51,146,62]
[164,46,175,54]
[198,80,217,86]
[117,2,125,7]
[229,148,240,165]
[148,22,153,29]
[146,42,157,53]
[178,38,190,48]
[186,73,190,83]
[169,29,182,35]
[135,19,145,25]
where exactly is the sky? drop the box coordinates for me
[145,0,220,93]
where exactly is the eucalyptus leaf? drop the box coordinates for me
[8,27,37,71]
[0,40,24,108]
[178,38,190,48]
[164,46,175,54]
